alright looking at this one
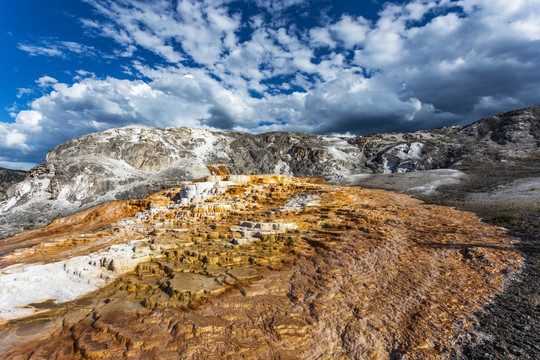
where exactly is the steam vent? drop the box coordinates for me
[0,175,522,359]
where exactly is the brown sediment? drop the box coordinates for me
[0,175,522,359]
[207,164,230,176]
[0,200,151,268]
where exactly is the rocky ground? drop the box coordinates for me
[347,158,540,359]
[0,175,522,359]
[330,140,540,357]
[430,164,540,360]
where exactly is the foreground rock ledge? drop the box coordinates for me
[0,175,522,359]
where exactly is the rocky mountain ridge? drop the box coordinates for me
[1,105,539,238]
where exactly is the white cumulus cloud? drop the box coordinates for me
[4,0,540,166]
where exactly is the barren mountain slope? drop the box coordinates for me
[1,105,538,238]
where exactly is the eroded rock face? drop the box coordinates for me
[0,167,27,201]
[0,176,522,359]
[461,106,540,146]
[1,106,539,238]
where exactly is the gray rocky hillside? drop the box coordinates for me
[0,105,538,238]
[0,167,27,201]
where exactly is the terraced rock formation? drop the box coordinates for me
[1,105,538,238]
[0,175,521,359]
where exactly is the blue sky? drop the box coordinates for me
[1,0,540,170]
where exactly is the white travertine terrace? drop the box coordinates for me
[177,181,234,206]
[226,175,251,185]
[279,194,321,211]
[0,176,302,323]
[0,240,158,323]
[229,221,298,245]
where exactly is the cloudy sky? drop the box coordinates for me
[1,0,539,169]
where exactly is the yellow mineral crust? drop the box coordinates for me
[0,175,522,359]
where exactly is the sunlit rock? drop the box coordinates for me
[0,175,523,359]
